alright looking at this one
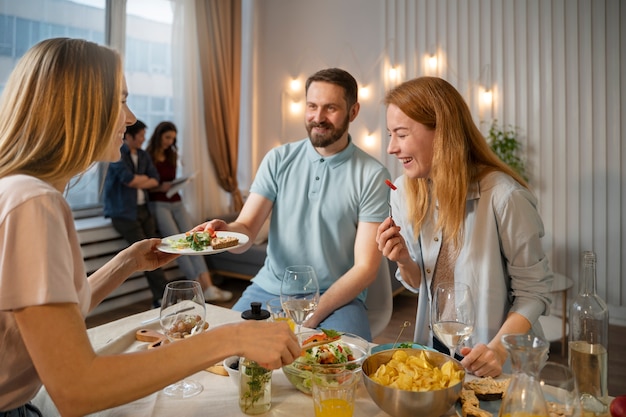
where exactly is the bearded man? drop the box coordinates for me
[197,68,390,341]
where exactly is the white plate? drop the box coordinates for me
[157,231,249,255]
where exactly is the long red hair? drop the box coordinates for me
[384,76,528,249]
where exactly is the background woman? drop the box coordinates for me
[376,76,553,377]
[146,121,232,302]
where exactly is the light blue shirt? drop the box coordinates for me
[249,137,391,302]
[390,171,553,346]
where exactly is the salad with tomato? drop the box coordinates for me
[168,229,217,251]
[301,338,356,365]
[283,329,369,395]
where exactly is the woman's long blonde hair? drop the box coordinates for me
[0,38,122,184]
[384,76,528,250]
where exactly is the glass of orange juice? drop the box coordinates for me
[311,367,359,417]
[266,297,295,332]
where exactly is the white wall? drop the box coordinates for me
[240,0,387,187]
[241,0,626,325]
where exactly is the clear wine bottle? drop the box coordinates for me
[568,251,609,416]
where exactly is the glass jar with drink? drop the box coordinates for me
[238,301,273,414]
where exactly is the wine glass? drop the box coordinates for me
[160,280,206,398]
[539,362,583,417]
[431,281,475,358]
[280,265,320,337]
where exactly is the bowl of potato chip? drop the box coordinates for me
[362,348,465,417]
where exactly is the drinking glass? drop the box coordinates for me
[539,362,583,417]
[431,281,475,357]
[280,265,320,336]
[266,297,296,332]
[311,367,359,417]
[160,280,206,398]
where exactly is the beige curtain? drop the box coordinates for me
[194,0,243,212]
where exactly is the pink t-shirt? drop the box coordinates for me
[0,174,90,410]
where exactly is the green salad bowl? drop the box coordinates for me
[282,330,370,395]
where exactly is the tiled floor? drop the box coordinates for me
[87,277,626,397]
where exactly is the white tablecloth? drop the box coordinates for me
[32,304,405,416]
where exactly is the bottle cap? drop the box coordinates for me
[241,301,270,321]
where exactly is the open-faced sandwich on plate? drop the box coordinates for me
[167,229,239,251]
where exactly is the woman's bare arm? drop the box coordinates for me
[15,303,299,417]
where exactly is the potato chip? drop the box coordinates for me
[370,350,464,392]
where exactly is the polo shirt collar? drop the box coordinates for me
[305,135,356,168]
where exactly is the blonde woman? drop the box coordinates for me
[376,76,553,377]
[0,38,299,417]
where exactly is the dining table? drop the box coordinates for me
[32,303,460,417]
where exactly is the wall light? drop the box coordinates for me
[388,67,399,82]
[289,78,301,92]
[360,130,381,153]
[359,85,371,100]
[289,100,303,114]
[480,87,493,107]
[364,132,376,148]
[427,54,438,71]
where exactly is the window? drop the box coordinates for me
[0,0,175,214]
[125,0,175,137]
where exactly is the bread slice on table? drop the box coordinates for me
[461,402,493,417]
[459,388,480,407]
[206,364,228,376]
[458,387,494,417]
[463,376,510,401]
[211,236,239,249]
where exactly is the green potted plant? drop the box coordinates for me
[486,121,528,182]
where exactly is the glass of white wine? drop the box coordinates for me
[431,281,475,358]
[159,280,206,398]
[280,265,320,337]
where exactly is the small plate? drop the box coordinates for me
[157,231,249,255]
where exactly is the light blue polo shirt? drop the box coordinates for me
[249,136,391,302]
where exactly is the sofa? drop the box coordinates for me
[205,240,267,281]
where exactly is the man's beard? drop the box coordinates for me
[306,116,349,148]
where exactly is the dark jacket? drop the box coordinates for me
[103,144,160,221]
